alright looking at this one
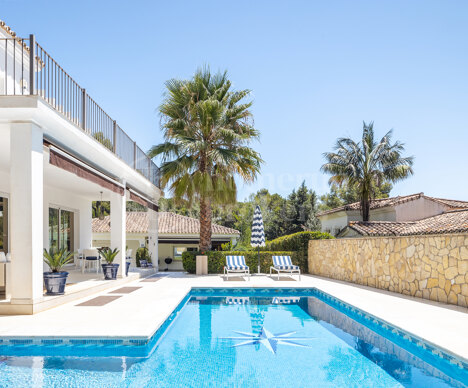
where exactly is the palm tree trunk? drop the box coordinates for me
[199,196,212,251]
[362,200,370,221]
[361,193,370,222]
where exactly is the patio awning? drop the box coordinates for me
[48,145,125,195]
[128,189,158,211]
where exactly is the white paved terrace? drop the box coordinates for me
[0,272,466,362]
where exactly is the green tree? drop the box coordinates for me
[284,181,320,234]
[159,197,199,218]
[91,201,148,218]
[319,181,392,211]
[321,121,414,221]
[149,67,263,250]
[93,131,113,151]
[92,201,110,218]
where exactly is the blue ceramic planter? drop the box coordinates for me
[43,272,69,295]
[101,263,119,280]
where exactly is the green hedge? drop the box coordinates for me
[262,231,333,272]
[182,251,299,274]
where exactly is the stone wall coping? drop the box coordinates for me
[309,232,468,244]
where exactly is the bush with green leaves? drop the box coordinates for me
[262,231,333,272]
[43,248,76,273]
[98,247,120,264]
[136,247,151,267]
[182,250,299,274]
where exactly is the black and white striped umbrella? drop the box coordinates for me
[251,205,266,273]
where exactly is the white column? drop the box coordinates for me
[148,209,158,271]
[9,122,44,304]
[79,199,93,250]
[110,190,126,277]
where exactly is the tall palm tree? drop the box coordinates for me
[321,122,414,221]
[149,67,262,250]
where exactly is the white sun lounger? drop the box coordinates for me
[270,255,301,280]
[224,255,250,280]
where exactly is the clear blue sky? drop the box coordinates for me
[3,0,468,201]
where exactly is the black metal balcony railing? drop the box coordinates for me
[0,35,160,188]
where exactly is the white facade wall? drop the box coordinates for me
[319,211,358,236]
[394,197,447,221]
[369,208,396,221]
[321,208,399,235]
[0,30,31,95]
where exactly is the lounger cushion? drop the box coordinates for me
[272,256,299,271]
[274,265,299,270]
[226,256,248,270]
[226,265,249,269]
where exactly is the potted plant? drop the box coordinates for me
[43,248,75,295]
[99,247,120,280]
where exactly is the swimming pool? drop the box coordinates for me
[0,288,467,387]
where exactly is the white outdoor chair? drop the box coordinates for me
[224,256,250,280]
[270,255,301,280]
[76,249,83,269]
[82,249,101,274]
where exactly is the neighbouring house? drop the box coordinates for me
[0,22,162,313]
[317,193,468,237]
[92,212,240,271]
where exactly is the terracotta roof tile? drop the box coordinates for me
[92,211,240,236]
[0,20,18,39]
[425,197,468,209]
[345,209,468,237]
[317,193,468,217]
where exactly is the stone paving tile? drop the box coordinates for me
[108,287,141,294]
[76,296,122,306]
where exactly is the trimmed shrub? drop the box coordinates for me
[182,251,299,274]
[263,231,333,272]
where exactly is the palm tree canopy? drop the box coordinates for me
[149,67,263,204]
[321,122,414,220]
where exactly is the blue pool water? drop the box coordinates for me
[0,288,467,387]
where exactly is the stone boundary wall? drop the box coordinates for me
[308,234,468,307]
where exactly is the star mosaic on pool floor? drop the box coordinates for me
[222,327,317,354]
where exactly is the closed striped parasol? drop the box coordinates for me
[251,205,266,273]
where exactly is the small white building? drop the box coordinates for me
[317,193,468,237]
[0,22,162,313]
[92,212,240,271]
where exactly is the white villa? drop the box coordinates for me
[92,212,240,271]
[0,22,162,313]
[317,192,468,237]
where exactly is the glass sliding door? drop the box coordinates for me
[59,210,74,252]
[49,208,59,252]
[0,197,8,253]
[49,208,74,253]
